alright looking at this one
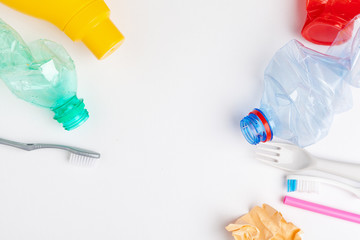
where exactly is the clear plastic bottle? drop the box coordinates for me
[240,17,360,147]
[0,19,89,130]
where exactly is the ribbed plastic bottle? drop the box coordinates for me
[240,17,360,147]
[0,19,89,130]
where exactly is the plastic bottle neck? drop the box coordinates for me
[51,95,89,131]
[240,108,273,145]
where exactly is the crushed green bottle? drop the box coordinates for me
[0,19,88,130]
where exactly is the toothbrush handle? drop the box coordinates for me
[0,138,31,151]
[34,144,100,158]
[313,157,360,182]
[0,138,100,159]
[320,178,360,198]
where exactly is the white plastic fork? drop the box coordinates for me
[256,142,360,182]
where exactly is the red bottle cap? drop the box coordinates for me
[301,0,360,45]
[250,109,272,142]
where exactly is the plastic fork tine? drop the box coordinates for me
[257,143,281,155]
[255,152,279,163]
[258,142,282,149]
[256,158,279,168]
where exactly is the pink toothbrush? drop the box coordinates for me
[283,196,360,224]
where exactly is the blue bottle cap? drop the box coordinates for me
[240,108,273,145]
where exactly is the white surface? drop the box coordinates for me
[0,0,358,239]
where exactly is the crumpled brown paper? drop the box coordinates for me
[225,204,302,240]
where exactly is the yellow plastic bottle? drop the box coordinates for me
[0,0,125,60]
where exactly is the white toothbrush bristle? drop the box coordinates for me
[69,153,98,167]
[296,179,319,193]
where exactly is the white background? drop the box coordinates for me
[0,0,359,239]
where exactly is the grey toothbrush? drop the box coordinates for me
[0,137,100,167]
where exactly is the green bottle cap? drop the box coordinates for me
[51,95,89,131]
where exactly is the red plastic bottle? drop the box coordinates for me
[302,0,360,45]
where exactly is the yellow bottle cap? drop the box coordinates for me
[82,18,125,60]
[64,0,125,60]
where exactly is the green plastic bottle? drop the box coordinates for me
[0,19,89,130]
